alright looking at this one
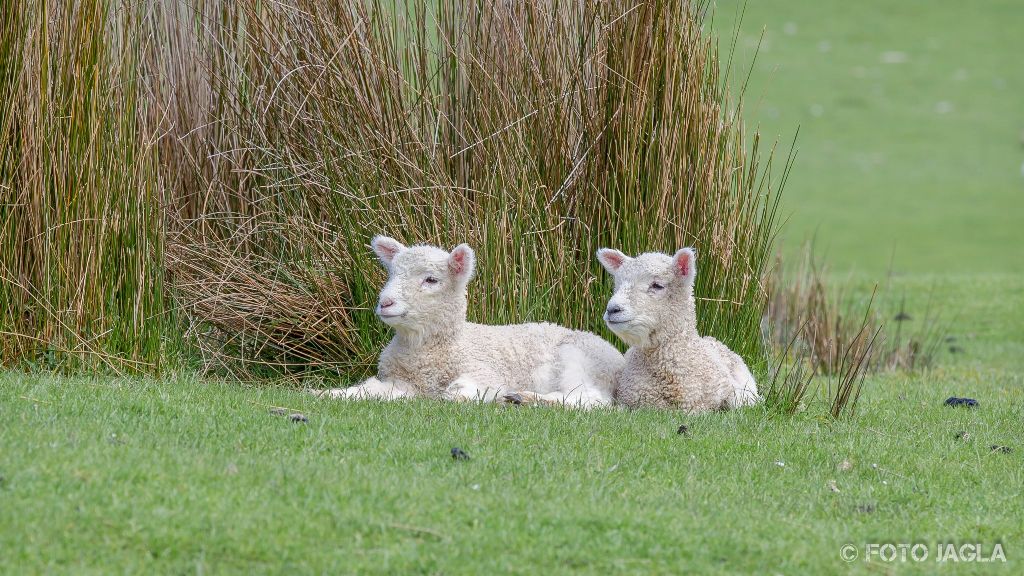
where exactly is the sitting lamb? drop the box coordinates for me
[318,236,624,407]
[596,246,760,412]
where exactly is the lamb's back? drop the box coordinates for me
[703,336,759,406]
[454,321,573,386]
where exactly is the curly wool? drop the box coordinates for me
[597,247,759,413]
[320,237,623,407]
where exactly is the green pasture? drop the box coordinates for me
[1,1,1022,573]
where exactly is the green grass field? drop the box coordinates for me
[713,0,1024,379]
[2,1,1023,573]
[714,0,1024,276]
[3,370,1021,574]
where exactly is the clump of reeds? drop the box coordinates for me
[1,0,788,381]
[0,0,164,372]
[155,0,786,378]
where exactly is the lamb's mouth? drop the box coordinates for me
[605,317,633,326]
[377,311,407,320]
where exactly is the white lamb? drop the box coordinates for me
[596,246,760,412]
[318,236,624,407]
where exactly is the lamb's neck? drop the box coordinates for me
[649,300,699,350]
[394,318,464,352]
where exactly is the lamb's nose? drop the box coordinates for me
[379,298,396,309]
[606,304,623,315]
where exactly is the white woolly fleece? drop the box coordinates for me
[597,246,760,412]
[319,236,624,407]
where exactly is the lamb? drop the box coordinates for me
[318,236,624,407]
[596,246,760,412]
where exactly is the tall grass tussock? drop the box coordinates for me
[2,0,787,380]
[0,1,164,372]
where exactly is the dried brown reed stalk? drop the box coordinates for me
[166,217,375,378]
[765,247,945,374]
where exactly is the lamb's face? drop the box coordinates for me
[371,236,475,335]
[596,247,696,347]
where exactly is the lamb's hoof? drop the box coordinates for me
[502,393,524,406]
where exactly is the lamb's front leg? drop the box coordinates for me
[315,377,413,400]
[445,373,512,403]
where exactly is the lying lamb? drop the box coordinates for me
[596,246,760,412]
[318,236,624,407]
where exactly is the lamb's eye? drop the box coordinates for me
[423,276,439,285]
[650,282,665,291]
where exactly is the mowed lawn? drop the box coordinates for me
[3,1,1024,574]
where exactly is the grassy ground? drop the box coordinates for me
[2,371,1021,574]
[713,0,1024,276]
[714,0,1024,374]
[2,1,1022,573]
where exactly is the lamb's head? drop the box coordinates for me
[596,247,697,347]
[370,235,475,337]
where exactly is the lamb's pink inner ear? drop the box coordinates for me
[371,236,405,264]
[675,250,692,277]
[450,251,467,274]
[598,249,626,272]
[449,246,473,277]
[377,245,399,262]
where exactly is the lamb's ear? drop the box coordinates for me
[596,248,630,274]
[448,244,476,281]
[371,235,406,267]
[672,247,697,279]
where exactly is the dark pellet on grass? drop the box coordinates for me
[270,408,288,416]
[451,447,470,460]
[677,424,690,436]
[955,431,972,442]
[894,311,912,322]
[990,445,1012,454]
[948,345,964,354]
[289,413,308,423]
[944,397,978,408]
